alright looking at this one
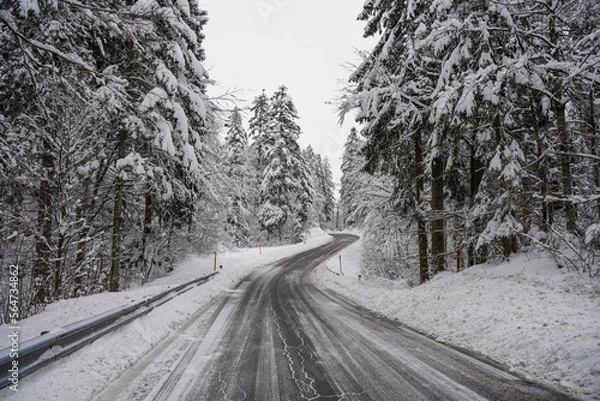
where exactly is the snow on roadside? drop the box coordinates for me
[312,235,600,401]
[0,227,331,343]
[0,228,332,401]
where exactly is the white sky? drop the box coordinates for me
[200,0,375,187]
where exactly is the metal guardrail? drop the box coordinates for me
[0,272,219,390]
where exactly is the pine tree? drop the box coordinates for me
[258,86,312,243]
[340,127,365,227]
[342,0,437,281]
[249,89,271,173]
[339,127,410,280]
[224,107,253,246]
[318,156,336,226]
[0,0,129,301]
[106,0,215,290]
[303,146,335,227]
[343,0,600,281]
[225,107,248,163]
[0,0,221,317]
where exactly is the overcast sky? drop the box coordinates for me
[200,0,376,187]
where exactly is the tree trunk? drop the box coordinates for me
[431,153,445,274]
[468,131,486,266]
[549,5,577,233]
[414,130,429,283]
[589,84,600,217]
[555,99,577,233]
[74,201,87,296]
[142,190,153,283]
[109,129,126,292]
[33,136,54,305]
[109,182,123,292]
[530,90,550,231]
[455,220,465,271]
[418,219,429,282]
[73,201,91,297]
[54,232,64,298]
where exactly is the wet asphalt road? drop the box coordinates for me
[152,233,577,401]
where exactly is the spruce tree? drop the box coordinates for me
[249,89,271,173]
[0,0,221,313]
[303,147,335,227]
[343,0,600,281]
[258,86,312,243]
[342,0,437,281]
[318,156,336,226]
[340,127,365,227]
[224,107,252,246]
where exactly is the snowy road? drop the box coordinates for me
[98,234,577,401]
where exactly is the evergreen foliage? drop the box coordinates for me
[341,0,600,283]
[0,3,334,323]
[0,0,225,319]
[258,85,313,243]
[224,107,254,246]
[304,146,336,228]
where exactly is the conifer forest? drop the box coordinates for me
[0,1,335,321]
[1,0,599,325]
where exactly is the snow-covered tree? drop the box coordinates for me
[0,0,223,319]
[423,0,600,259]
[303,146,335,228]
[339,127,414,281]
[341,0,438,281]
[119,0,217,290]
[249,89,271,173]
[0,0,133,303]
[224,107,248,163]
[317,156,336,226]
[340,127,366,227]
[258,86,313,243]
[342,0,600,282]
[223,107,254,246]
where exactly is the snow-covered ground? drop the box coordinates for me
[0,228,332,400]
[312,235,600,401]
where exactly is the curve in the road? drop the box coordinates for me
[174,234,576,401]
[98,234,578,401]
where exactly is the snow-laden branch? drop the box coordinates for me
[549,151,600,162]
[0,10,95,73]
[57,0,118,14]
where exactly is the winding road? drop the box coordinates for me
[100,234,577,401]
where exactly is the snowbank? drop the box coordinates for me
[312,235,600,401]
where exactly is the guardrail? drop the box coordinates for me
[0,272,218,390]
